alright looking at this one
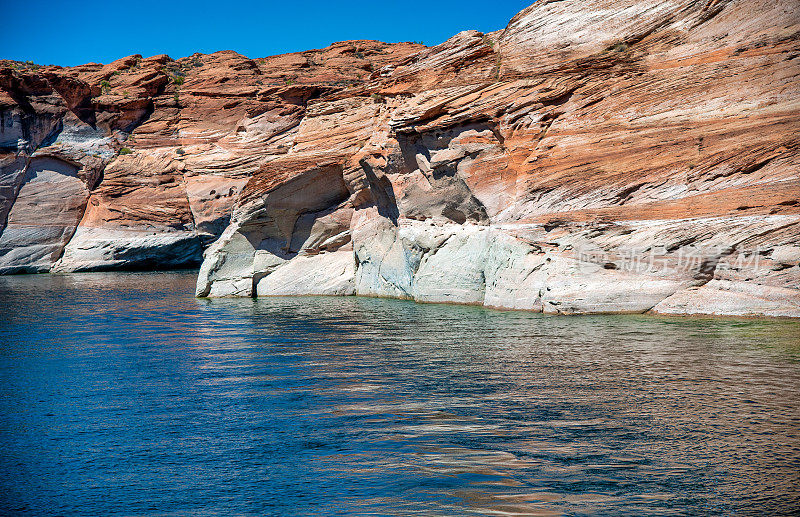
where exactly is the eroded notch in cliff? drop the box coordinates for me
[392,123,495,225]
[237,157,351,258]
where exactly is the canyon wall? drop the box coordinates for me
[0,43,422,273]
[1,0,799,317]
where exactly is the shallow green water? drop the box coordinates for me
[1,272,798,515]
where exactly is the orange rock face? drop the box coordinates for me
[1,0,799,317]
[0,41,423,272]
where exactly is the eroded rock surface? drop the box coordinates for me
[2,0,799,317]
[0,157,87,273]
[0,42,423,273]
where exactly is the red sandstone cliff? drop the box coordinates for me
[1,0,798,317]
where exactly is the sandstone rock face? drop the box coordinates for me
[2,0,799,318]
[0,42,423,273]
[194,0,800,318]
[0,157,87,273]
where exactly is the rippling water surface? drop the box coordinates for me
[1,272,799,516]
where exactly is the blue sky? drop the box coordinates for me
[0,1,533,66]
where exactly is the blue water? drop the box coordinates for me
[1,272,799,516]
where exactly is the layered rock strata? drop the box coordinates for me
[0,43,422,273]
[2,0,799,317]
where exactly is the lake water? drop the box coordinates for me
[1,272,799,516]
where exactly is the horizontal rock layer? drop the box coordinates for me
[0,42,423,273]
[2,0,800,317]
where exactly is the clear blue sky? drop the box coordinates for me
[0,1,533,66]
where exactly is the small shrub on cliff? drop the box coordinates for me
[100,80,111,94]
[178,55,203,70]
[171,74,185,85]
[482,35,494,49]
[119,147,133,155]
[370,93,385,104]
[608,42,630,53]
[176,148,185,156]
[285,78,295,86]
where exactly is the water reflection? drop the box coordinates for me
[0,272,799,515]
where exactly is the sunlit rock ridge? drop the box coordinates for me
[1,0,799,317]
